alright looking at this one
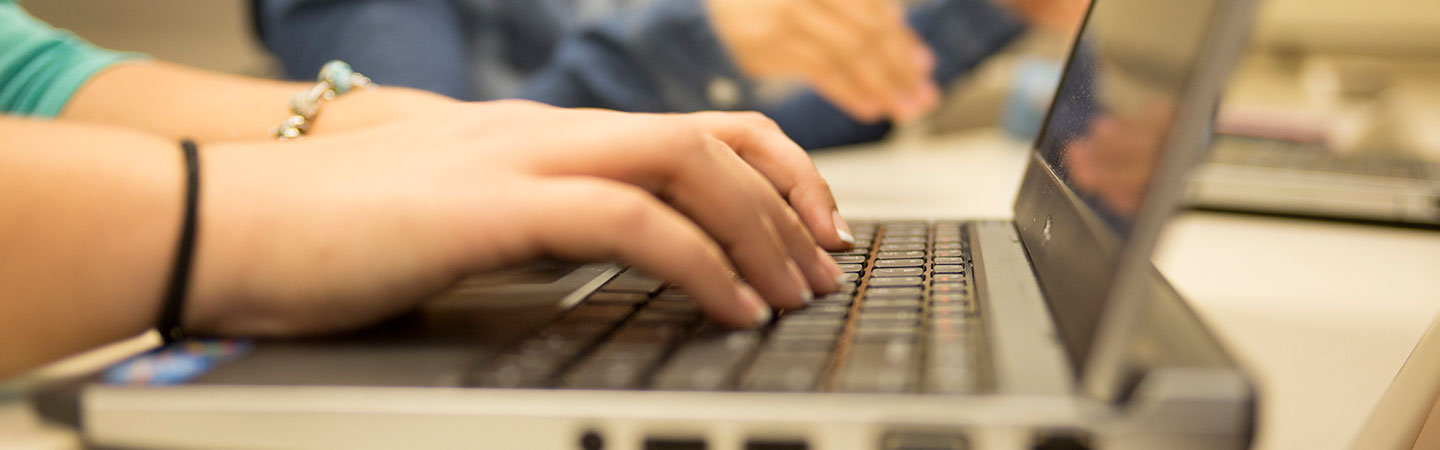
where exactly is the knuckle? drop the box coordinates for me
[489,99,547,109]
[600,185,661,232]
[739,111,779,130]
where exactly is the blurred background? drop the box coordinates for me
[25,0,1440,160]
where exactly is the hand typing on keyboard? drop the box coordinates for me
[182,104,850,338]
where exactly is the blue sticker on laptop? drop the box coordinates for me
[103,339,252,386]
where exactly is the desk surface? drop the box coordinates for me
[3,130,1438,450]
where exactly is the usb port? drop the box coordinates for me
[643,437,706,450]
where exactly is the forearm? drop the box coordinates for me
[0,118,182,376]
[59,60,454,143]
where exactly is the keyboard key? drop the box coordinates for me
[631,308,699,325]
[790,304,851,316]
[840,272,861,283]
[875,259,924,268]
[830,248,870,255]
[925,367,976,394]
[866,287,923,297]
[933,257,966,265]
[814,293,854,305]
[743,352,831,392]
[868,276,923,287]
[860,304,923,315]
[831,255,867,264]
[601,269,666,294]
[777,314,847,328]
[837,264,864,273]
[880,236,926,244]
[857,317,923,331]
[931,274,967,283]
[930,293,972,306]
[852,327,920,341]
[876,250,925,259]
[932,265,966,274]
[871,267,923,277]
[564,357,656,389]
[564,304,637,324]
[882,228,928,237]
[934,243,964,250]
[933,250,964,257]
[586,292,650,306]
[861,297,923,308]
[879,243,925,252]
[932,283,968,293]
[834,341,916,393]
[765,336,837,352]
[652,327,761,390]
[471,354,561,388]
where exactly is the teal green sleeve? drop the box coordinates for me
[0,0,144,117]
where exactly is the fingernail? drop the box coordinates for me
[834,274,849,290]
[833,210,855,246]
[785,260,810,304]
[736,283,771,326]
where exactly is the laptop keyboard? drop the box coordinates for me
[1211,135,1435,180]
[465,221,988,394]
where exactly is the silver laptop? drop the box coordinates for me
[39,0,1261,448]
[1188,135,1440,225]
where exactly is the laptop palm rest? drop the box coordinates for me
[186,262,620,388]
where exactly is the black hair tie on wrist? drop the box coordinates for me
[158,139,201,344]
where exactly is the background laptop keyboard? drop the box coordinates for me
[1211,135,1436,180]
[465,221,989,394]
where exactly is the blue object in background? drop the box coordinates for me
[1002,56,1064,142]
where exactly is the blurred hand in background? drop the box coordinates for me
[994,0,1091,34]
[707,0,941,124]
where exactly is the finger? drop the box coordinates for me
[662,137,813,309]
[514,177,772,327]
[521,118,812,308]
[712,140,843,295]
[813,0,939,120]
[687,112,855,251]
[778,40,885,122]
[789,6,909,120]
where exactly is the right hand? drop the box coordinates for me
[706,0,940,123]
[188,102,851,337]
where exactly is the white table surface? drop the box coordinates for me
[3,129,1438,450]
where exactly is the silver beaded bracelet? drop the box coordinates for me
[271,60,373,140]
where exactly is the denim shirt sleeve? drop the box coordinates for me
[255,0,475,100]
[519,0,756,113]
[767,0,1028,150]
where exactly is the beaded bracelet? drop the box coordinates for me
[271,60,373,140]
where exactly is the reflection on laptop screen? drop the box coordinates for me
[1029,0,1222,365]
[1036,0,1219,233]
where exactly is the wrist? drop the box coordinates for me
[300,86,459,137]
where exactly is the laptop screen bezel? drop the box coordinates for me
[1009,0,1260,401]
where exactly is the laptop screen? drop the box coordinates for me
[1028,0,1225,365]
[1036,0,1218,232]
